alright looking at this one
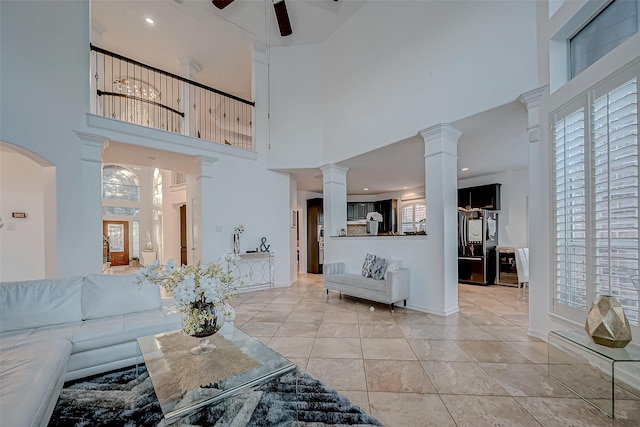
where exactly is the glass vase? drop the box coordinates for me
[233,233,240,254]
[187,304,225,355]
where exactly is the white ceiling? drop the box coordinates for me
[90,0,529,196]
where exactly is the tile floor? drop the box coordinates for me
[231,273,640,427]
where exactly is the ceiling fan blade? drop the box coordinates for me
[273,0,292,37]
[212,0,234,10]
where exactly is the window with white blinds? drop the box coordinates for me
[554,108,588,311]
[592,78,639,323]
[401,202,426,233]
[553,68,640,326]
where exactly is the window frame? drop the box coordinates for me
[400,200,426,234]
[551,62,640,335]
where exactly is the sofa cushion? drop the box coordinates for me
[0,338,72,427]
[329,273,387,293]
[362,253,377,278]
[371,257,387,280]
[0,277,84,332]
[82,274,161,320]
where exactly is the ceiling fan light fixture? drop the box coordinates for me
[273,0,292,37]
[212,0,234,10]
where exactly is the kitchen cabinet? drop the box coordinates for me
[347,202,375,220]
[458,183,501,210]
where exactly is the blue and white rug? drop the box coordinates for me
[48,365,383,426]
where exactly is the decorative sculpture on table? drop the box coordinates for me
[585,295,632,348]
[233,224,244,254]
[260,237,270,252]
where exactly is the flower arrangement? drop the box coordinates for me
[135,254,243,336]
[234,224,245,235]
[367,212,383,222]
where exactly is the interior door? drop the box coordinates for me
[180,205,187,266]
[103,221,129,267]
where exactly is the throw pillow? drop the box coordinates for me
[386,258,401,272]
[362,253,377,278]
[371,257,388,280]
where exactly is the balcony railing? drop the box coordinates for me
[90,44,255,151]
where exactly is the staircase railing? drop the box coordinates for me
[90,44,255,151]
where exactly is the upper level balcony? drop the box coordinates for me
[89,45,255,151]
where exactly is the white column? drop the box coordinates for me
[178,58,201,138]
[518,86,546,336]
[419,124,462,316]
[191,155,217,262]
[74,131,108,275]
[321,163,349,228]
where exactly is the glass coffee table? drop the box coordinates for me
[137,323,295,425]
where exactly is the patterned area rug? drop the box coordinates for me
[48,365,382,426]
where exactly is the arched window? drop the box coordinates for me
[401,202,426,233]
[102,165,140,202]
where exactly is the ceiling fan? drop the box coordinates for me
[212,0,338,37]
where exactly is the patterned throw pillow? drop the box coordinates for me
[371,257,388,280]
[362,253,377,277]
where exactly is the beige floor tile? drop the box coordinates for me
[274,322,319,338]
[338,390,370,413]
[398,324,449,340]
[441,394,541,427]
[357,310,396,324]
[261,302,297,313]
[462,313,514,326]
[392,312,435,325]
[306,358,367,391]
[311,337,363,358]
[361,338,417,360]
[364,360,436,393]
[254,335,271,345]
[481,325,537,341]
[250,310,291,323]
[456,341,532,363]
[408,339,472,361]
[239,321,282,337]
[321,311,359,323]
[501,313,530,326]
[421,361,507,395]
[368,392,456,427]
[287,311,324,324]
[479,362,575,397]
[266,337,315,358]
[427,313,473,325]
[359,324,405,339]
[515,397,622,426]
[505,341,549,364]
[316,323,360,338]
[441,325,499,341]
[270,295,304,304]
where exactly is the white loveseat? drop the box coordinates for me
[0,274,183,427]
[323,262,410,311]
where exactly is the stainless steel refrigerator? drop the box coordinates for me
[458,209,498,285]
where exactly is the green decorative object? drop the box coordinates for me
[585,295,632,348]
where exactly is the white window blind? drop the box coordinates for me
[592,78,639,323]
[553,66,640,328]
[554,108,588,310]
[401,203,426,233]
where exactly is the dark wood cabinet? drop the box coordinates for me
[347,202,376,220]
[458,183,501,210]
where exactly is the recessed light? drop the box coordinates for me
[402,186,408,190]
[363,188,369,191]
[145,17,155,25]
[460,167,470,171]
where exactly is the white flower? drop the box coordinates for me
[234,224,245,234]
[134,254,245,336]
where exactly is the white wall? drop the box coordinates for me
[321,0,538,163]
[458,168,529,249]
[0,151,46,281]
[531,0,640,341]
[0,0,94,277]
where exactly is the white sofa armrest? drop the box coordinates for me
[385,268,410,303]
[323,262,345,277]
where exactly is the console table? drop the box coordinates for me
[231,252,275,292]
[548,330,640,418]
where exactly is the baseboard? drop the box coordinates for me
[405,303,460,317]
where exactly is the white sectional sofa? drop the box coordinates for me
[323,262,410,311]
[0,274,183,427]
